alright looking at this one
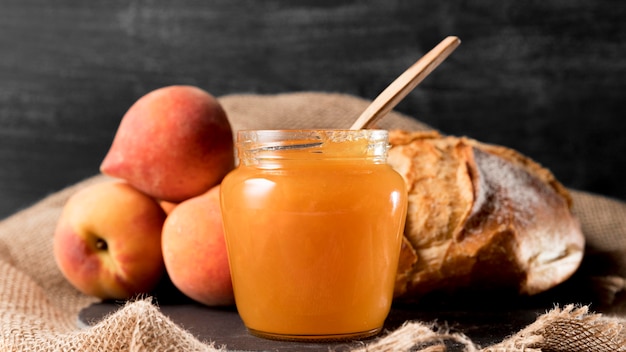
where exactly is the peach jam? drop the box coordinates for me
[220,129,407,341]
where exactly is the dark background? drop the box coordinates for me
[1,0,625,219]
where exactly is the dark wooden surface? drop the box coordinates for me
[78,300,547,351]
[77,272,594,350]
[1,1,626,219]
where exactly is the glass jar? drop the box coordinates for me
[220,129,407,341]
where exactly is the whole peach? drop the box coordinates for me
[53,180,167,300]
[162,184,235,306]
[100,85,235,203]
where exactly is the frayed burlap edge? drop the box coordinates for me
[352,320,478,352]
[483,305,626,352]
[356,305,626,352]
[1,298,224,352]
[74,299,223,352]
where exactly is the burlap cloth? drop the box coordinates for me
[1,92,625,351]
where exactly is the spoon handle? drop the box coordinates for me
[350,36,461,130]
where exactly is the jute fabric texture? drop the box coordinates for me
[1,92,625,351]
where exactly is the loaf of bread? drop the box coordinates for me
[388,130,585,300]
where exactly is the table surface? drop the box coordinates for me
[78,301,546,351]
[75,254,598,351]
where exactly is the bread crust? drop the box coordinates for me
[388,130,585,299]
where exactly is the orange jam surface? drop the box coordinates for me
[221,149,407,339]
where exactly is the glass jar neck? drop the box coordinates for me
[236,129,390,166]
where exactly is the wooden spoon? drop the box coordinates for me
[349,36,461,130]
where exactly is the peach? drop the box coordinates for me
[100,85,235,203]
[53,180,167,300]
[162,184,235,306]
[159,200,178,215]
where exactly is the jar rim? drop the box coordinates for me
[236,129,388,143]
[235,129,390,165]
